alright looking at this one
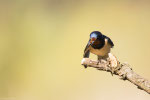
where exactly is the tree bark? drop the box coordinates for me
[81,53,150,94]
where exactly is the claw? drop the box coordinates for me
[97,61,99,65]
[110,68,115,76]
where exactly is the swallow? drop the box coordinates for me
[83,31,114,68]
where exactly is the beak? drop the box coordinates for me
[91,41,94,45]
[90,37,96,45]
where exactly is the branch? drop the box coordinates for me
[81,53,150,94]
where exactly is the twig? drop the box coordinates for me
[81,53,150,94]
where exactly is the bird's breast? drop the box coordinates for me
[90,39,111,56]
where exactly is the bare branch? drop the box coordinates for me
[81,53,150,94]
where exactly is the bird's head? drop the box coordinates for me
[89,31,103,45]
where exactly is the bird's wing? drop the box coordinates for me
[83,41,91,68]
[103,35,114,48]
[83,41,90,58]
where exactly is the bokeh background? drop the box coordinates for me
[0,0,150,100]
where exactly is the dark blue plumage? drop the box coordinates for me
[83,31,114,68]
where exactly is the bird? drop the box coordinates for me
[83,31,114,68]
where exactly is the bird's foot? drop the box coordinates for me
[109,66,115,76]
[96,61,100,65]
[97,58,107,65]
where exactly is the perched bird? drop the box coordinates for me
[83,31,114,68]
